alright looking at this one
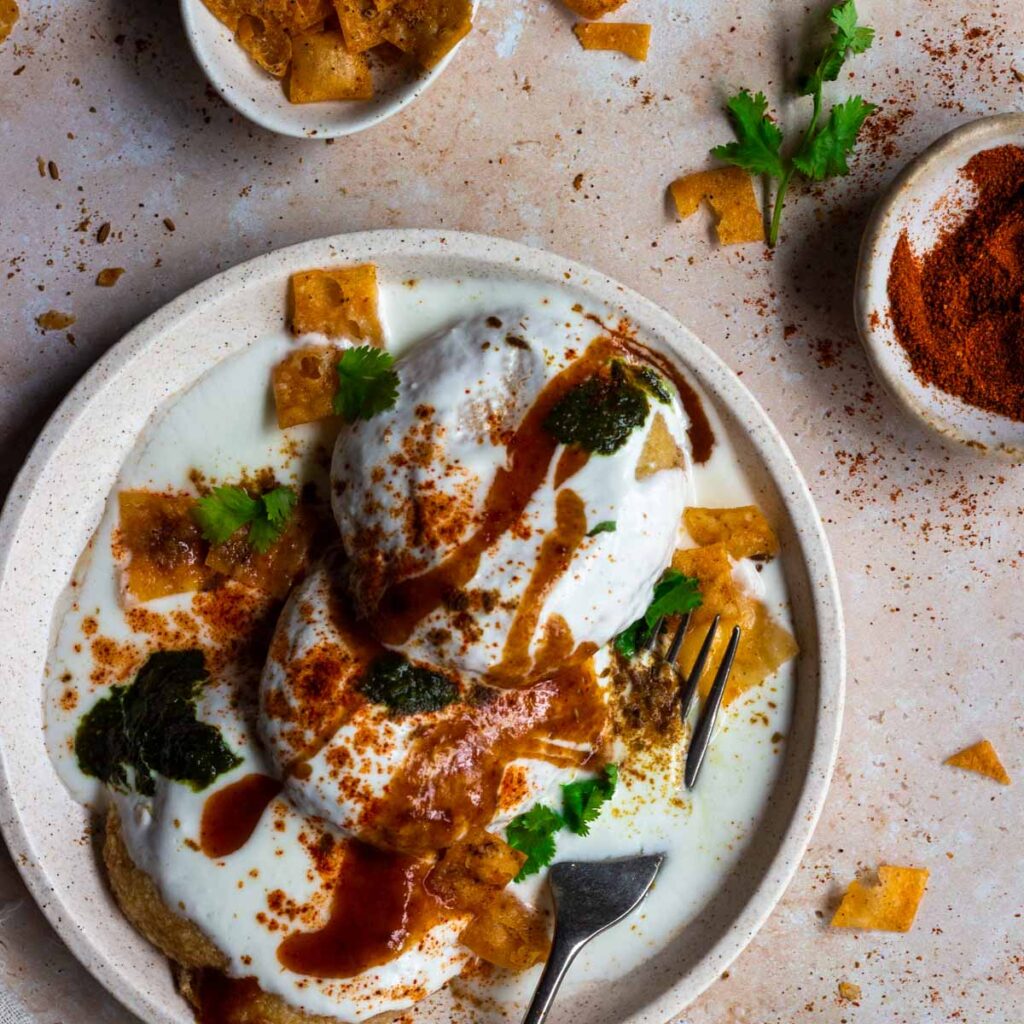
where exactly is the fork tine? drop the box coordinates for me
[665,611,691,665]
[641,616,664,653]
[684,625,741,790]
[677,614,719,724]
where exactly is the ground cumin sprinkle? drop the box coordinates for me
[887,144,1024,421]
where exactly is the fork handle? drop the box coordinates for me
[521,930,586,1024]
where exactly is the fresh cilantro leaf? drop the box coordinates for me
[614,569,703,660]
[587,520,617,537]
[644,569,703,628]
[507,804,565,881]
[801,1,875,96]
[194,484,298,554]
[261,486,298,528]
[333,345,399,423]
[712,2,874,246]
[710,90,785,180]
[194,486,260,544]
[562,765,618,837]
[793,96,877,180]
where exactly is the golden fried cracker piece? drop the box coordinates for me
[0,0,20,44]
[288,29,374,101]
[672,542,797,704]
[206,506,315,599]
[460,889,550,971]
[684,506,779,560]
[289,265,383,344]
[236,13,293,77]
[382,0,472,70]
[838,981,861,1001]
[944,739,1011,784]
[831,865,929,933]
[636,412,684,479]
[118,491,213,602]
[670,166,764,245]
[272,344,344,427]
[562,0,627,17]
[573,22,650,61]
[334,0,392,51]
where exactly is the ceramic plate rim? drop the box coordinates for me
[0,229,845,1024]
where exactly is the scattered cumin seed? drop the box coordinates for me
[163,217,176,232]
[47,160,60,180]
[573,172,585,190]
[36,310,76,331]
[14,65,25,76]
[96,267,125,287]
[36,156,45,177]
[96,222,111,244]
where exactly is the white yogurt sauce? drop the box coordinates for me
[43,275,795,1023]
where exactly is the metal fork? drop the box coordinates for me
[643,612,742,789]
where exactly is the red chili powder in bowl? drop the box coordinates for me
[887,144,1024,421]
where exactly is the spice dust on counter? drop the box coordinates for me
[887,144,1024,422]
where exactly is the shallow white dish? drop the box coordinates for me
[179,0,473,139]
[0,230,843,1024]
[855,112,1024,459]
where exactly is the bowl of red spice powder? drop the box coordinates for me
[856,113,1024,458]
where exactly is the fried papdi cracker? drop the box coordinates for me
[573,22,650,61]
[831,865,929,933]
[334,0,391,51]
[118,492,213,602]
[201,0,244,31]
[205,506,315,599]
[272,344,344,428]
[670,166,765,245]
[289,265,383,344]
[288,29,374,101]
[636,412,684,479]
[0,0,20,44]
[684,506,779,560]
[838,981,861,1002]
[382,0,472,70]
[562,0,627,17]
[459,890,550,972]
[671,541,797,704]
[429,830,525,908]
[280,0,334,31]
[236,13,293,77]
[944,739,1011,785]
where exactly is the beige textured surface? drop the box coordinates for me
[1,0,1023,1022]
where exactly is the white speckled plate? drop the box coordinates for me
[179,0,476,139]
[855,112,1024,459]
[0,231,843,1024]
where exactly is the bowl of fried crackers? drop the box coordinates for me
[181,0,476,138]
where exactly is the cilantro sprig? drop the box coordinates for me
[562,764,618,837]
[587,520,617,537]
[506,765,619,881]
[507,804,565,881]
[334,345,399,423]
[614,568,702,659]
[711,0,876,247]
[194,484,297,554]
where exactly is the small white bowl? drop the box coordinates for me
[855,112,1024,459]
[179,0,474,139]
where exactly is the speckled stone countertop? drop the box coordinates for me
[2,1,1023,1021]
